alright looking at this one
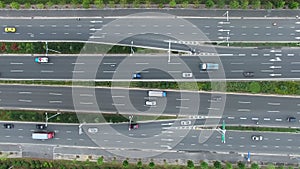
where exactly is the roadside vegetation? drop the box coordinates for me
[1,80,300,96]
[0,42,162,55]
[226,126,300,133]
[0,109,174,123]
[0,0,299,9]
[0,156,296,169]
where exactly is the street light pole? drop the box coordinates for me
[128,115,133,131]
[168,40,171,63]
[130,41,134,56]
[45,111,61,127]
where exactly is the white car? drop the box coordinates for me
[181,120,191,125]
[35,57,49,63]
[145,100,156,106]
[251,135,263,141]
[182,72,193,78]
[88,128,98,134]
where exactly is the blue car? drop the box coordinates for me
[132,73,141,79]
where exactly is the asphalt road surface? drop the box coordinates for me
[1,121,299,162]
[1,46,300,80]
[0,85,299,128]
[1,17,300,44]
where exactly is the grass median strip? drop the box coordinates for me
[0,109,174,124]
[226,126,300,133]
[1,80,300,96]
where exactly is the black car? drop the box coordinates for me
[129,123,139,130]
[36,124,47,130]
[287,117,296,122]
[4,124,14,129]
[243,72,254,77]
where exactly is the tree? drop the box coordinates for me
[264,1,272,9]
[205,0,214,8]
[237,161,245,169]
[229,0,239,8]
[109,0,115,8]
[169,0,176,8]
[252,0,261,9]
[225,162,232,169]
[94,0,104,8]
[10,2,20,9]
[97,156,104,166]
[148,161,155,169]
[187,160,194,169]
[182,1,188,8]
[120,0,127,8]
[24,2,31,8]
[122,160,129,168]
[37,3,44,9]
[0,1,5,8]
[273,0,285,8]
[200,161,208,169]
[46,1,53,8]
[240,0,249,9]
[193,0,199,8]
[250,81,261,93]
[216,0,225,8]
[251,163,259,169]
[71,0,78,8]
[289,1,299,9]
[214,161,222,169]
[267,164,275,169]
[133,0,140,8]
[137,160,142,168]
[82,0,90,8]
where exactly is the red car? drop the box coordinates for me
[129,123,139,130]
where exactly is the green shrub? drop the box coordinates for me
[249,82,261,93]
[24,2,31,8]
[216,0,225,8]
[252,0,261,9]
[10,2,20,9]
[240,0,249,9]
[169,0,176,7]
[229,0,239,8]
[205,0,214,8]
[288,1,298,9]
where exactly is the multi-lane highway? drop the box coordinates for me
[1,121,300,162]
[1,46,300,80]
[0,85,299,127]
[1,17,300,45]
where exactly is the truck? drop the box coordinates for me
[199,63,219,71]
[148,91,167,97]
[32,131,55,140]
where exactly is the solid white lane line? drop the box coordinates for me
[18,99,32,103]
[103,71,116,73]
[80,94,93,97]
[112,103,125,106]
[291,62,300,64]
[238,101,251,104]
[80,102,93,105]
[49,101,62,103]
[49,92,62,96]
[112,96,125,98]
[176,98,190,101]
[18,92,32,94]
[135,62,149,65]
[72,71,84,73]
[168,71,181,73]
[10,70,24,73]
[267,110,280,113]
[237,109,250,112]
[231,70,243,73]
[72,63,85,65]
[176,106,189,109]
[268,102,281,106]
[41,70,54,73]
[10,62,23,65]
[230,62,244,65]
